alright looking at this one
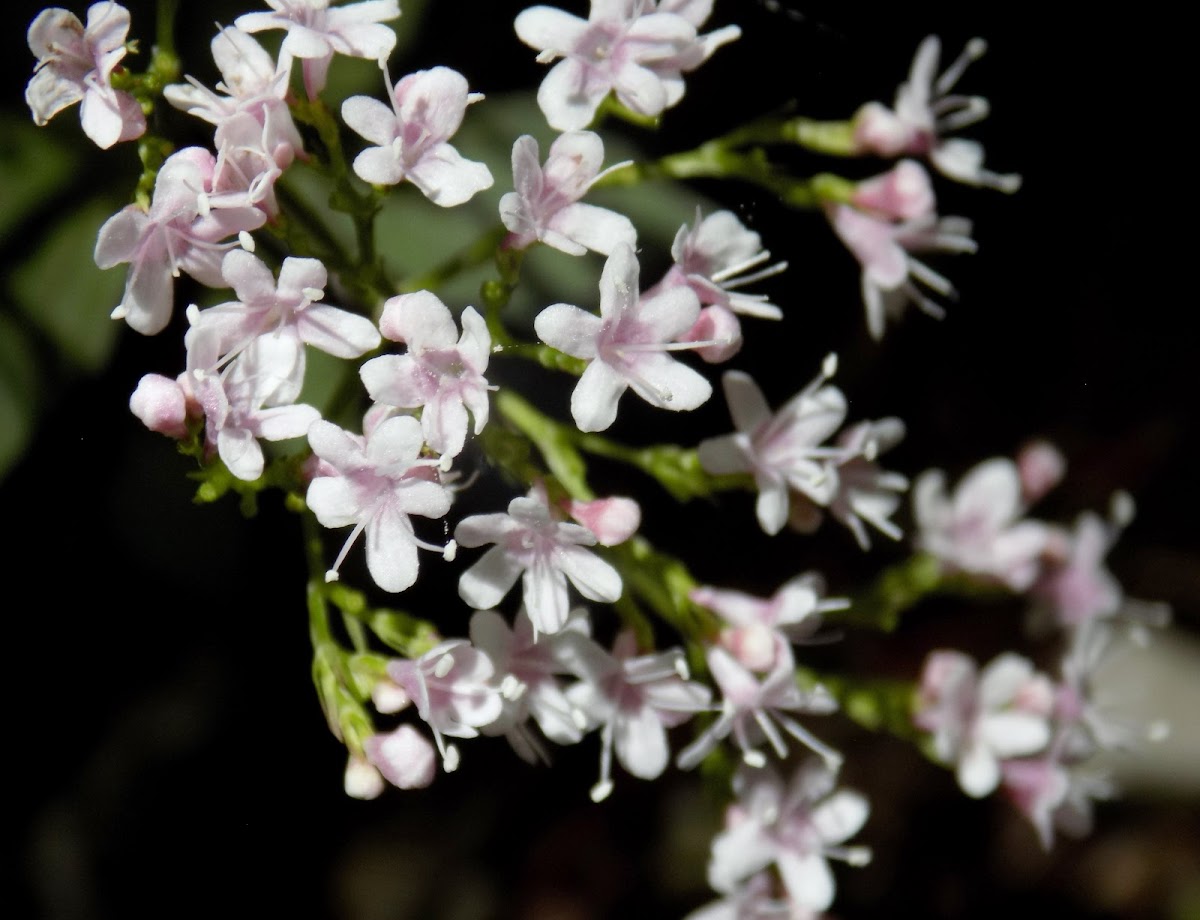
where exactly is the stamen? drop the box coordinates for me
[326,520,367,583]
[238,230,256,252]
[936,37,987,96]
[433,652,455,679]
[442,743,461,773]
[742,748,767,768]
[710,249,772,284]
[719,259,789,290]
[778,714,843,770]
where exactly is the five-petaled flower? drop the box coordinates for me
[342,66,493,206]
[535,242,712,432]
[360,291,492,459]
[26,2,146,148]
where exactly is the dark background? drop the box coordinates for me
[3,2,1197,918]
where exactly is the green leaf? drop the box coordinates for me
[0,313,40,480]
[9,198,125,372]
[0,117,78,245]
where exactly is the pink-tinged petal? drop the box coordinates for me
[84,3,131,53]
[548,202,636,256]
[79,87,125,148]
[644,678,711,715]
[613,61,669,117]
[523,563,570,634]
[982,713,1051,759]
[544,130,605,195]
[27,7,84,58]
[557,546,622,603]
[365,503,419,593]
[514,6,588,52]
[911,469,948,533]
[25,65,84,126]
[366,415,425,469]
[568,496,640,546]
[755,481,790,536]
[509,134,544,202]
[327,0,401,28]
[276,255,327,296]
[406,143,493,207]
[954,458,1022,532]
[342,94,398,147]
[571,359,627,432]
[307,419,364,468]
[462,385,491,436]
[365,724,436,789]
[776,851,835,911]
[708,820,776,893]
[682,305,742,364]
[222,249,277,303]
[615,705,669,779]
[130,374,189,438]
[122,259,175,336]
[720,371,771,434]
[598,241,641,320]
[422,391,469,457]
[459,545,524,609]
[454,513,521,548]
[627,353,711,412]
[211,26,277,93]
[706,647,761,704]
[326,20,397,61]
[352,145,404,186]
[396,478,452,520]
[361,354,428,407]
[636,286,701,341]
[94,207,147,268]
[281,25,333,59]
[990,522,1050,589]
[957,740,1000,798]
[378,290,457,348]
[306,477,360,528]
[537,57,608,132]
[218,426,265,481]
[254,403,321,441]
[534,303,602,358]
[395,67,472,141]
[457,307,491,369]
[298,304,381,358]
[811,790,870,844]
[696,434,749,476]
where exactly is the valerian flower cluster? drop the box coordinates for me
[25,2,1170,916]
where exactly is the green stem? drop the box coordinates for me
[828,553,944,632]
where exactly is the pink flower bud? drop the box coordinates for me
[364,725,437,790]
[679,304,743,364]
[852,160,936,222]
[1017,440,1066,505]
[567,496,641,546]
[343,753,385,800]
[129,373,189,438]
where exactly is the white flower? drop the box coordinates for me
[534,242,712,432]
[698,360,847,536]
[455,490,622,635]
[914,650,1055,798]
[515,0,738,131]
[500,131,636,256]
[853,35,1021,192]
[341,66,493,206]
[360,291,491,458]
[235,0,400,98]
[306,415,453,593]
[562,630,711,801]
[26,2,146,148]
[913,456,1049,591]
[708,761,870,911]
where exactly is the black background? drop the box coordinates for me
[4,2,1197,918]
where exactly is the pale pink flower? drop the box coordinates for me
[94,147,267,335]
[455,490,622,636]
[341,67,493,206]
[359,291,491,459]
[515,0,738,131]
[698,359,848,537]
[649,209,786,363]
[343,752,386,799]
[188,250,381,368]
[1001,755,1113,850]
[914,650,1055,798]
[129,373,189,439]
[789,417,909,549]
[913,456,1050,591]
[708,761,870,912]
[164,26,304,168]
[853,35,1021,192]
[306,415,454,593]
[534,242,712,432]
[469,607,590,761]
[1016,439,1067,506]
[235,0,400,98]
[500,130,636,256]
[361,725,437,791]
[26,2,145,148]
[386,640,503,772]
[849,159,936,222]
[562,630,711,800]
[184,333,321,482]
[564,495,640,546]
[676,638,840,773]
[691,573,842,673]
[827,199,975,340]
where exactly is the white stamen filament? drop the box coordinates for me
[935,38,987,96]
[326,520,368,583]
